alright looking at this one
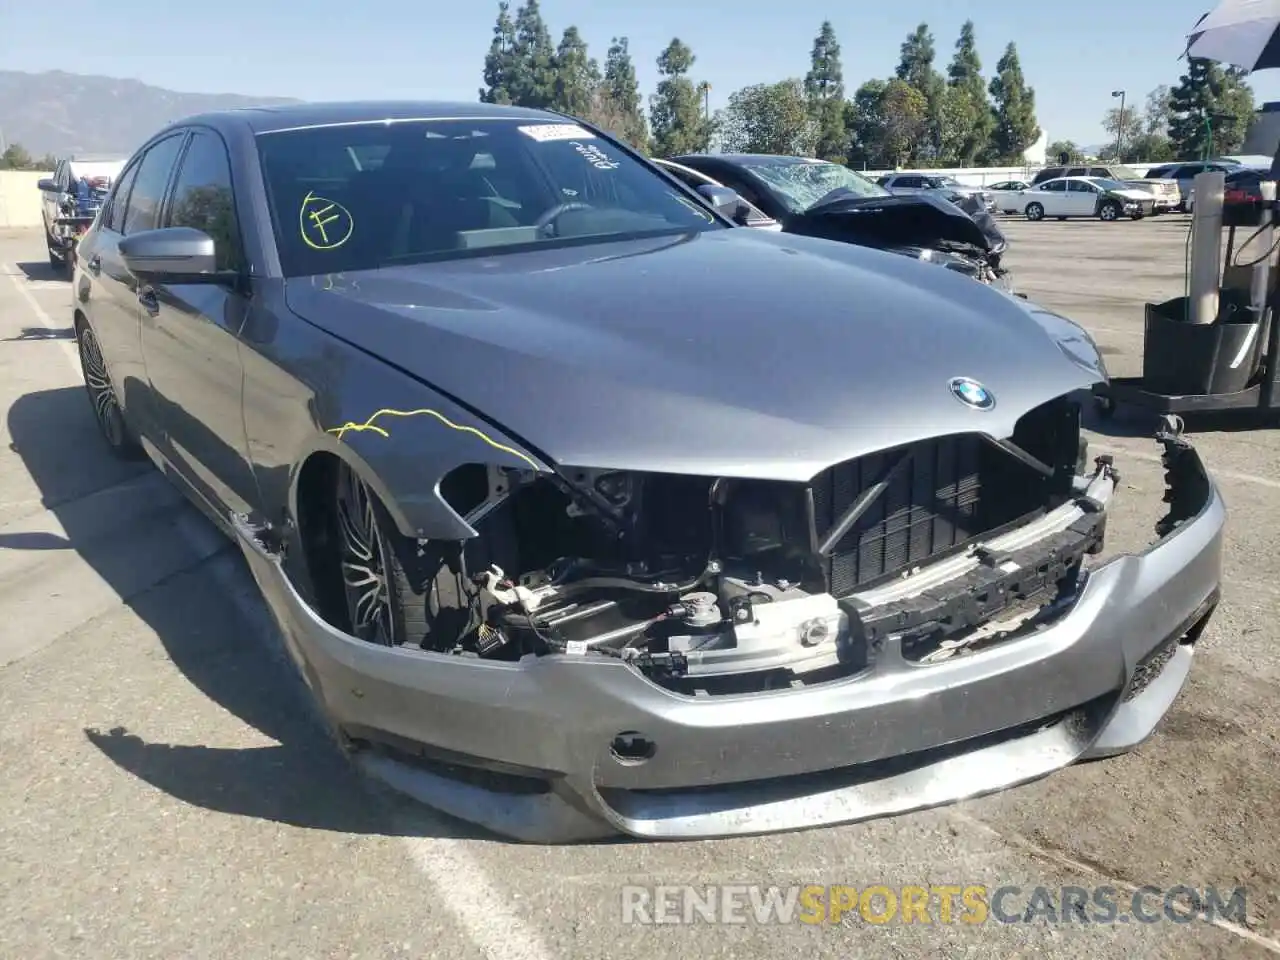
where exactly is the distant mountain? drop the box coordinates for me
[0,70,299,158]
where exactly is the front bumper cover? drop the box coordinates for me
[231,423,1225,843]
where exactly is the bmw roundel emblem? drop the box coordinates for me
[949,377,995,411]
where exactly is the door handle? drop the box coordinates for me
[87,254,101,275]
[138,287,159,316]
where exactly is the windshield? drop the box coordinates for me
[256,118,723,276]
[933,176,963,187]
[1088,178,1129,192]
[1107,166,1141,181]
[742,159,888,215]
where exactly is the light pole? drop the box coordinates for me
[1111,90,1126,160]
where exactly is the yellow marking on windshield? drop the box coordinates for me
[328,408,541,470]
[299,190,354,250]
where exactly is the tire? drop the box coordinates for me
[1025,203,1044,221]
[46,234,61,270]
[76,321,144,459]
[1100,201,1120,221]
[332,461,430,648]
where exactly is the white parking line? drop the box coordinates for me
[4,262,556,960]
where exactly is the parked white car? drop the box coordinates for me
[986,179,1031,214]
[1020,176,1157,222]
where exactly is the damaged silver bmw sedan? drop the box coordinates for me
[71,101,1226,842]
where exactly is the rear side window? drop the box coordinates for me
[1033,167,1064,183]
[1043,180,1066,192]
[104,162,140,233]
[166,129,245,272]
[122,134,187,235]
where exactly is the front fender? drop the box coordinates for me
[239,293,551,544]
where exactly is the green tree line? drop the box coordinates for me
[480,3,1260,170]
[0,144,57,170]
[1048,60,1255,166]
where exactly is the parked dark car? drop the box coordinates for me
[670,153,1013,289]
[71,101,1224,843]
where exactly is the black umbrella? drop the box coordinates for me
[1185,0,1280,71]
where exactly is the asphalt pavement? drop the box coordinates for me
[2,218,1279,959]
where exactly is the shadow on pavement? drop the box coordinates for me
[15,260,63,282]
[2,326,75,341]
[7,385,481,840]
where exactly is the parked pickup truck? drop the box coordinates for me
[37,155,125,277]
[1031,163,1179,213]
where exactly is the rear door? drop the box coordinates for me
[1038,180,1069,215]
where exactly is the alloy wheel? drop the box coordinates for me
[336,467,396,646]
[78,327,125,448]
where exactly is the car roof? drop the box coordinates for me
[674,153,836,167]
[160,100,567,137]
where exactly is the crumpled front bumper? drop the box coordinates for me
[230,427,1225,843]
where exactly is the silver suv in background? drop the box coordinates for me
[1143,161,1240,211]
[876,172,994,210]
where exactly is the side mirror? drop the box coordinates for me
[37,178,58,192]
[119,226,219,282]
[696,184,751,225]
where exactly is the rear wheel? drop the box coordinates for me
[1100,201,1120,221]
[1025,203,1044,221]
[76,321,143,459]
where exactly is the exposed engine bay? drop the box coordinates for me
[411,394,1116,695]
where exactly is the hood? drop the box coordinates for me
[797,192,1004,256]
[285,230,1105,482]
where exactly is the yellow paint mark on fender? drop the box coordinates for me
[299,190,354,250]
[327,408,541,471]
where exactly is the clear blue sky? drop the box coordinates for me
[4,0,1280,146]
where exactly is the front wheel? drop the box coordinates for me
[1100,201,1120,221]
[332,461,444,649]
[1025,203,1044,221]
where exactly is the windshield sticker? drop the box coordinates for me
[518,123,595,142]
[570,141,619,171]
[299,190,354,250]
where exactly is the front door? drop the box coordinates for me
[139,126,261,521]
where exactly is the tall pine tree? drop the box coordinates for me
[599,37,648,148]
[1169,58,1256,159]
[649,39,712,156]
[479,2,518,104]
[946,21,993,165]
[988,43,1041,163]
[804,21,846,162]
[551,26,599,117]
[895,24,945,163]
[507,0,558,108]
